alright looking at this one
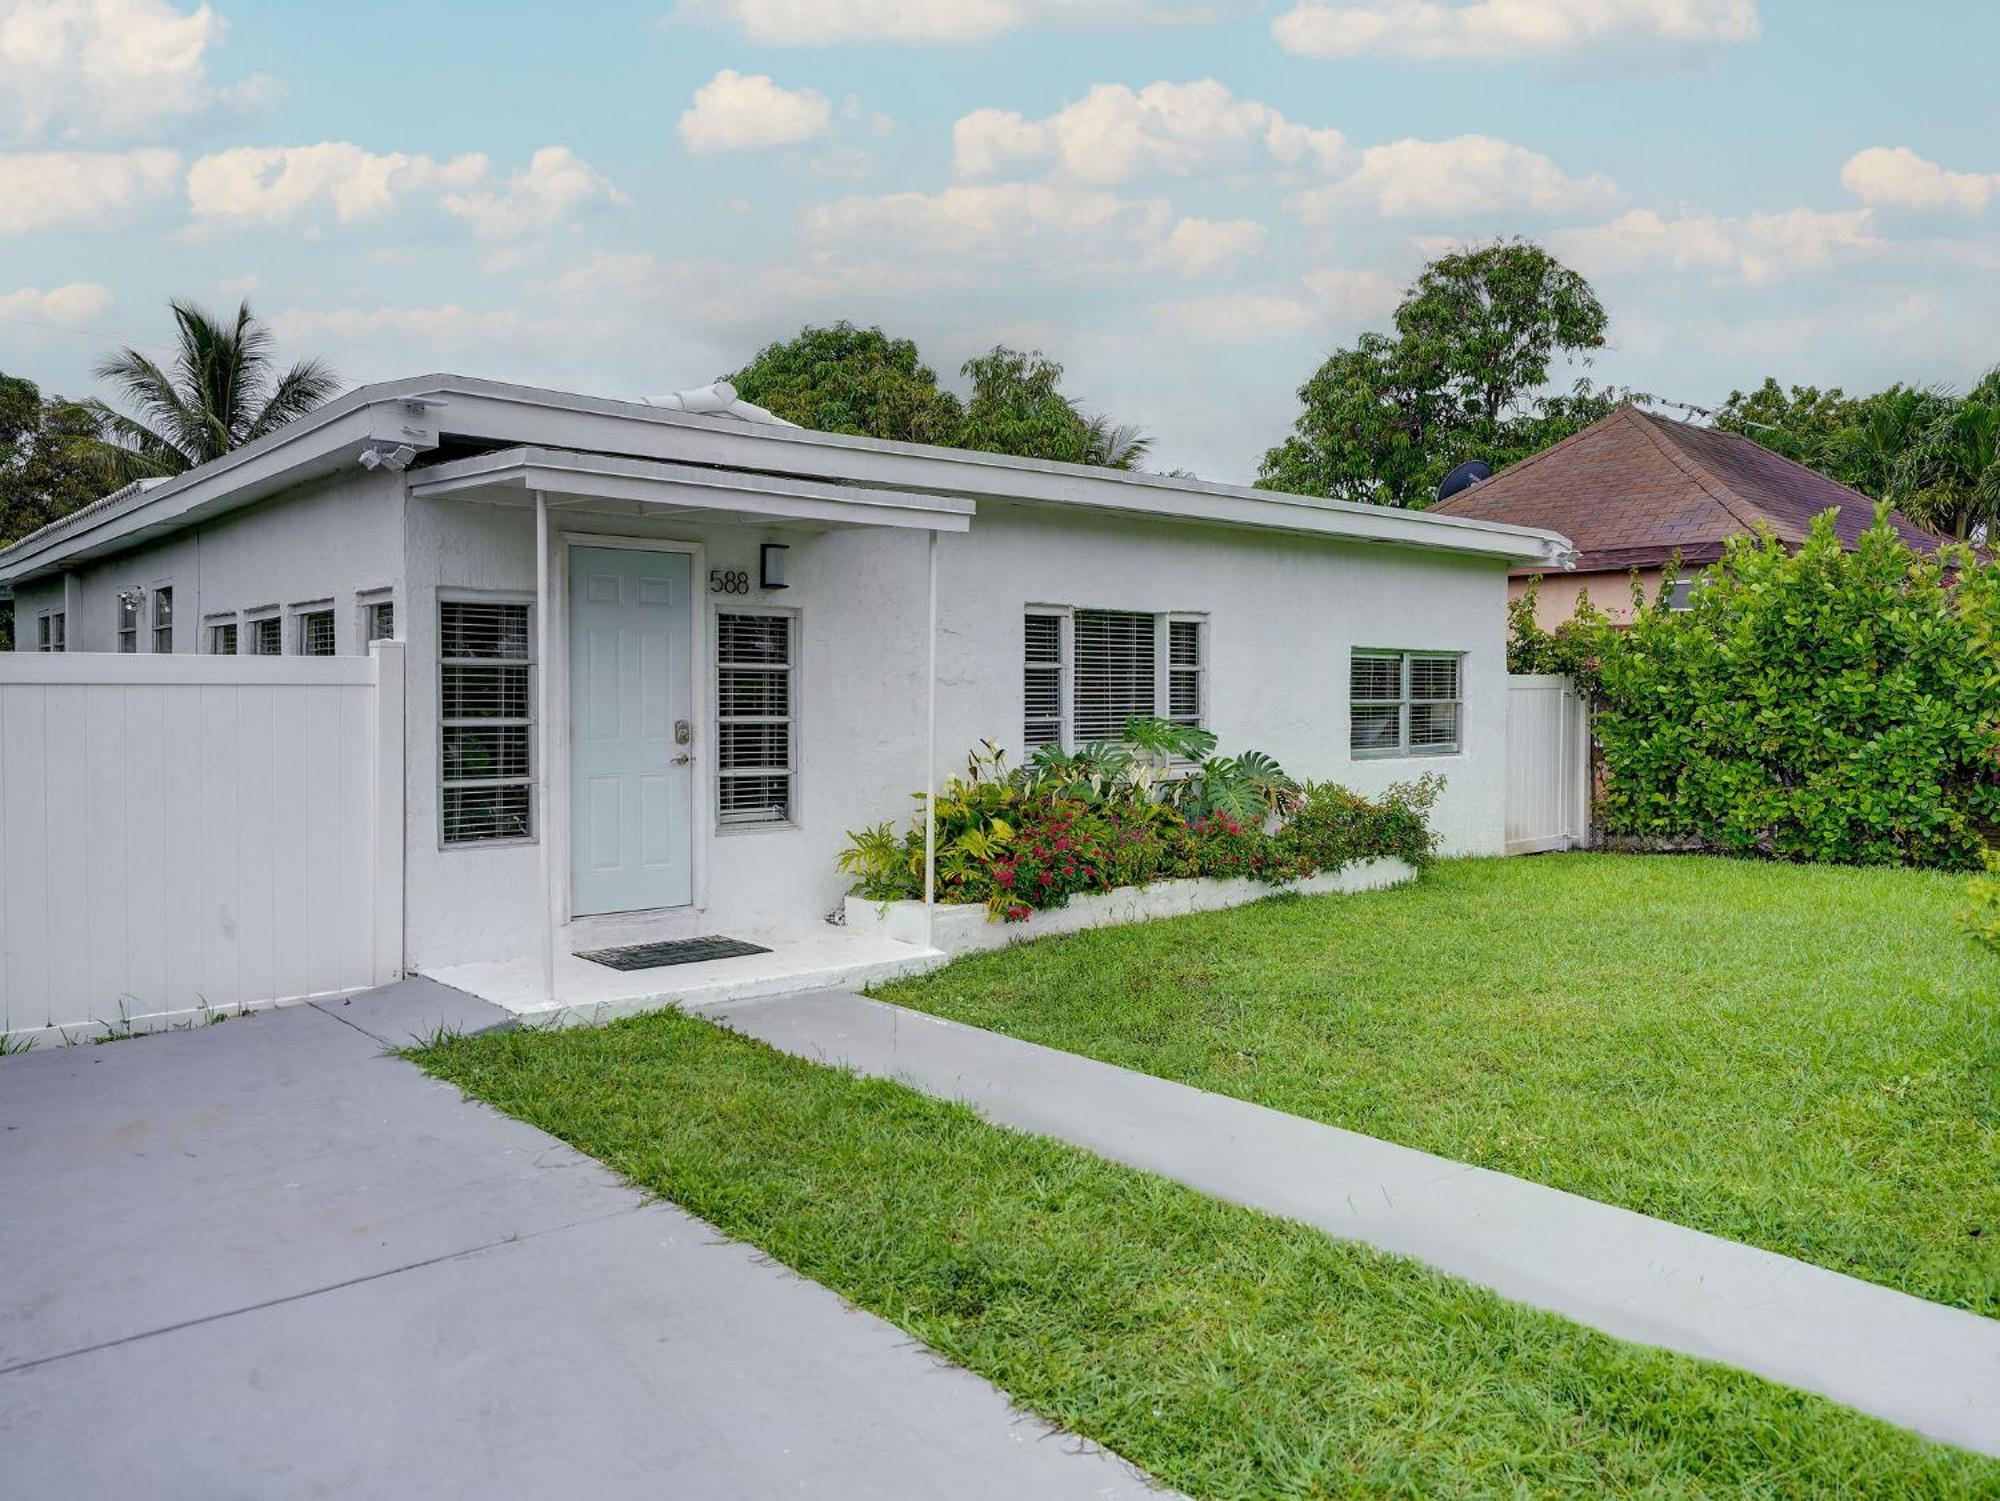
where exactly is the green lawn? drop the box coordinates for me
[413,1012,1996,1497]
[877,854,2000,1317]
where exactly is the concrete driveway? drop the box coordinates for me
[0,981,1157,1500]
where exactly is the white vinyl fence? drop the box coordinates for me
[1505,673,1590,855]
[0,645,404,1039]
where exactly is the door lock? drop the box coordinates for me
[674,719,692,746]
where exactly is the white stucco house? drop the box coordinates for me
[0,374,1573,1024]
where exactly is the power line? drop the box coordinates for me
[0,311,175,353]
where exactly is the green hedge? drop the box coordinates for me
[1513,509,2000,871]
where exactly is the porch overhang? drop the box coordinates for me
[407,446,973,533]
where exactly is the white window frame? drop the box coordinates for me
[36,609,65,652]
[359,589,395,645]
[151,584,175,654]
[1025,606,1207,751]
[1351,649,1464,759]
[206,614,239,655]
[438,594,536,849]
[244,610,283,656]
[293,602,337,657]
[115,591,140,654]
[712,605,798,833]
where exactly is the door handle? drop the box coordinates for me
[672,753,692,766]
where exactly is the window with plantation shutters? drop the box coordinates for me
[716,610,794,827]
[1023,613,1064,747]
[1351,649,1463,758]
[1024,608,1206,749]
[440,600,534,844]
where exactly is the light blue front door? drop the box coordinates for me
[569,547,694,916]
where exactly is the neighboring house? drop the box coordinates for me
[1432,403,1940,629]
[0,373,1570,995]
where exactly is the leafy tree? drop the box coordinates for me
[1259,240,1621,507]
[726,321,963,445]
[1893,371,2000,541]
[1,370,107,546]
[90,298,338,481]
[1713,379,1858,468]
[728,323,1150,470]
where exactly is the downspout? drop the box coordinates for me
[924,530,938,949]
[535,490,555,1007]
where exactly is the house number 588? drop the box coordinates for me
[708,568,751,595]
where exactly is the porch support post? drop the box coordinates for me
[923,529,938,946]
[535,489,556,1007]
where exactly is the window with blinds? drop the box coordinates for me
[152,587,174,653]
[440,600,534,844]
[716,611,794,827]
[1024,609,1206,748]
[297,608,336,656]
[1023,613,1064,747]
[1351,650,1462,758]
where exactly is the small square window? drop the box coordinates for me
[365,599,395,643]
[37,610,65,652]
[296,609,336,656]
[247,616,282,655]
[208,620,239,654]
[1351,650,1463,758]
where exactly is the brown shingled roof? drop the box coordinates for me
[1431,404,1939,571]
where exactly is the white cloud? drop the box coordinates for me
[1160,216,1264,275]
[185,142,621,239]
[0,0,272,140]
[1152,265,1399,342]
[1300,264,1401,320]
[440,147,627,239]
[0,147,180,233]
[1292,134,1618,220]
[186,142,486,225]
[955,79,1347,185]
[1272,0,1759,62]
[695,0,1247,45]
[1551,205,1879,287]
[679,69,835,154]
[1842,147,2000,216]
[0,279,113,324]
[805,182,1179,271]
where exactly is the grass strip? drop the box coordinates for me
[413,1009,1997,1498]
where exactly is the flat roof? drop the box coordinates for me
[0,373,1578,584]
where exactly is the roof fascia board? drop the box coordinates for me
[410,448,974,533]
[410,381,1572,566]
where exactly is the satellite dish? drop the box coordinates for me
[1436,459,1493,504]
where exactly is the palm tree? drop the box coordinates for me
[1081,414,1152,471]
[1892,372,2000,543]
[89,299,339,481]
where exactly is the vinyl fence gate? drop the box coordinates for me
[0,645,405,1041]
[1505,673,1590,855]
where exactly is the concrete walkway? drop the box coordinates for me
[714,988,2000,1458]
[0,981,1157,1500]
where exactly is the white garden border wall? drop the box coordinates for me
[845,856,1416,958]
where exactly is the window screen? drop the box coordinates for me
[297,609,336,657]
[715,611,794,826]
[1351,650,1463,757]
[1023,613,1064,747]
[440,601,534,844]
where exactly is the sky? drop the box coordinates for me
[1,0,1997,482]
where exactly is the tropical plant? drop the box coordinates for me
[89,299,338,481]
[1,368,109,546]
[1893,374,2000,541]
[1519,509,2000,869]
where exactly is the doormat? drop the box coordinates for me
[574,935,773,972]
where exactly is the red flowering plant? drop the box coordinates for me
[984,797,1119,921]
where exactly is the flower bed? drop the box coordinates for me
[837,718,1441,929]
[846,856,1416,956]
